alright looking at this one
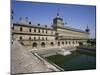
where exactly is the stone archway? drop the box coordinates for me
[51,42,54,46]
[32,42,37,47]
[41,42,45,47]
[58,42,60,46]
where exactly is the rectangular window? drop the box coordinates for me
[38,29,40,33]
[34,37,36,40]
[66,42,67,44]
[58,42,60,46]
[20,27,22,31]
[62,42,64,44]
[29,28,31,32]
[42,37,44,40]
[46,37,47,40]
[42,30,44,33]
[29,37,31,40]
[34,29,36,32]
[69,41,71,44]
[20,36,22,40]
[38,37,40,40]
[46,30,47,33]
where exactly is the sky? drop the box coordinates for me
[12,1,96,38]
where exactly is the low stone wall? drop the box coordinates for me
[33,53,64,71]
[77,46,96,52]
[31,46,77,57]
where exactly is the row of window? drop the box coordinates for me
[32,42,54,47]
[19,36,48,40]
[12,27,54,34]
[19,36,78,45]
[58,41,78,46]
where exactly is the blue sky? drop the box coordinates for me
[12,1,96,38]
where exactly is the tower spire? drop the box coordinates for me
[87,25,88,29]
[85,24,90,33]
[57,8,59,17]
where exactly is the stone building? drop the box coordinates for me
[11,13,90,51]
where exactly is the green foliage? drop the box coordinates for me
[87,39,96,46]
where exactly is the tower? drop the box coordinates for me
[53,9,64,28]
[85,25,90,33]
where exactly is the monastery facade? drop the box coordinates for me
[12,13,90,50]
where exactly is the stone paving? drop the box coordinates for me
[11,41,52,74]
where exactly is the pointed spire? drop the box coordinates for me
[11,10,14,20]
[85,24,90,33]
[25,17,28,23]
[57,8,59,17]
[86,25,88,29]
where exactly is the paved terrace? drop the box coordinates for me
[11,41,62,74]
